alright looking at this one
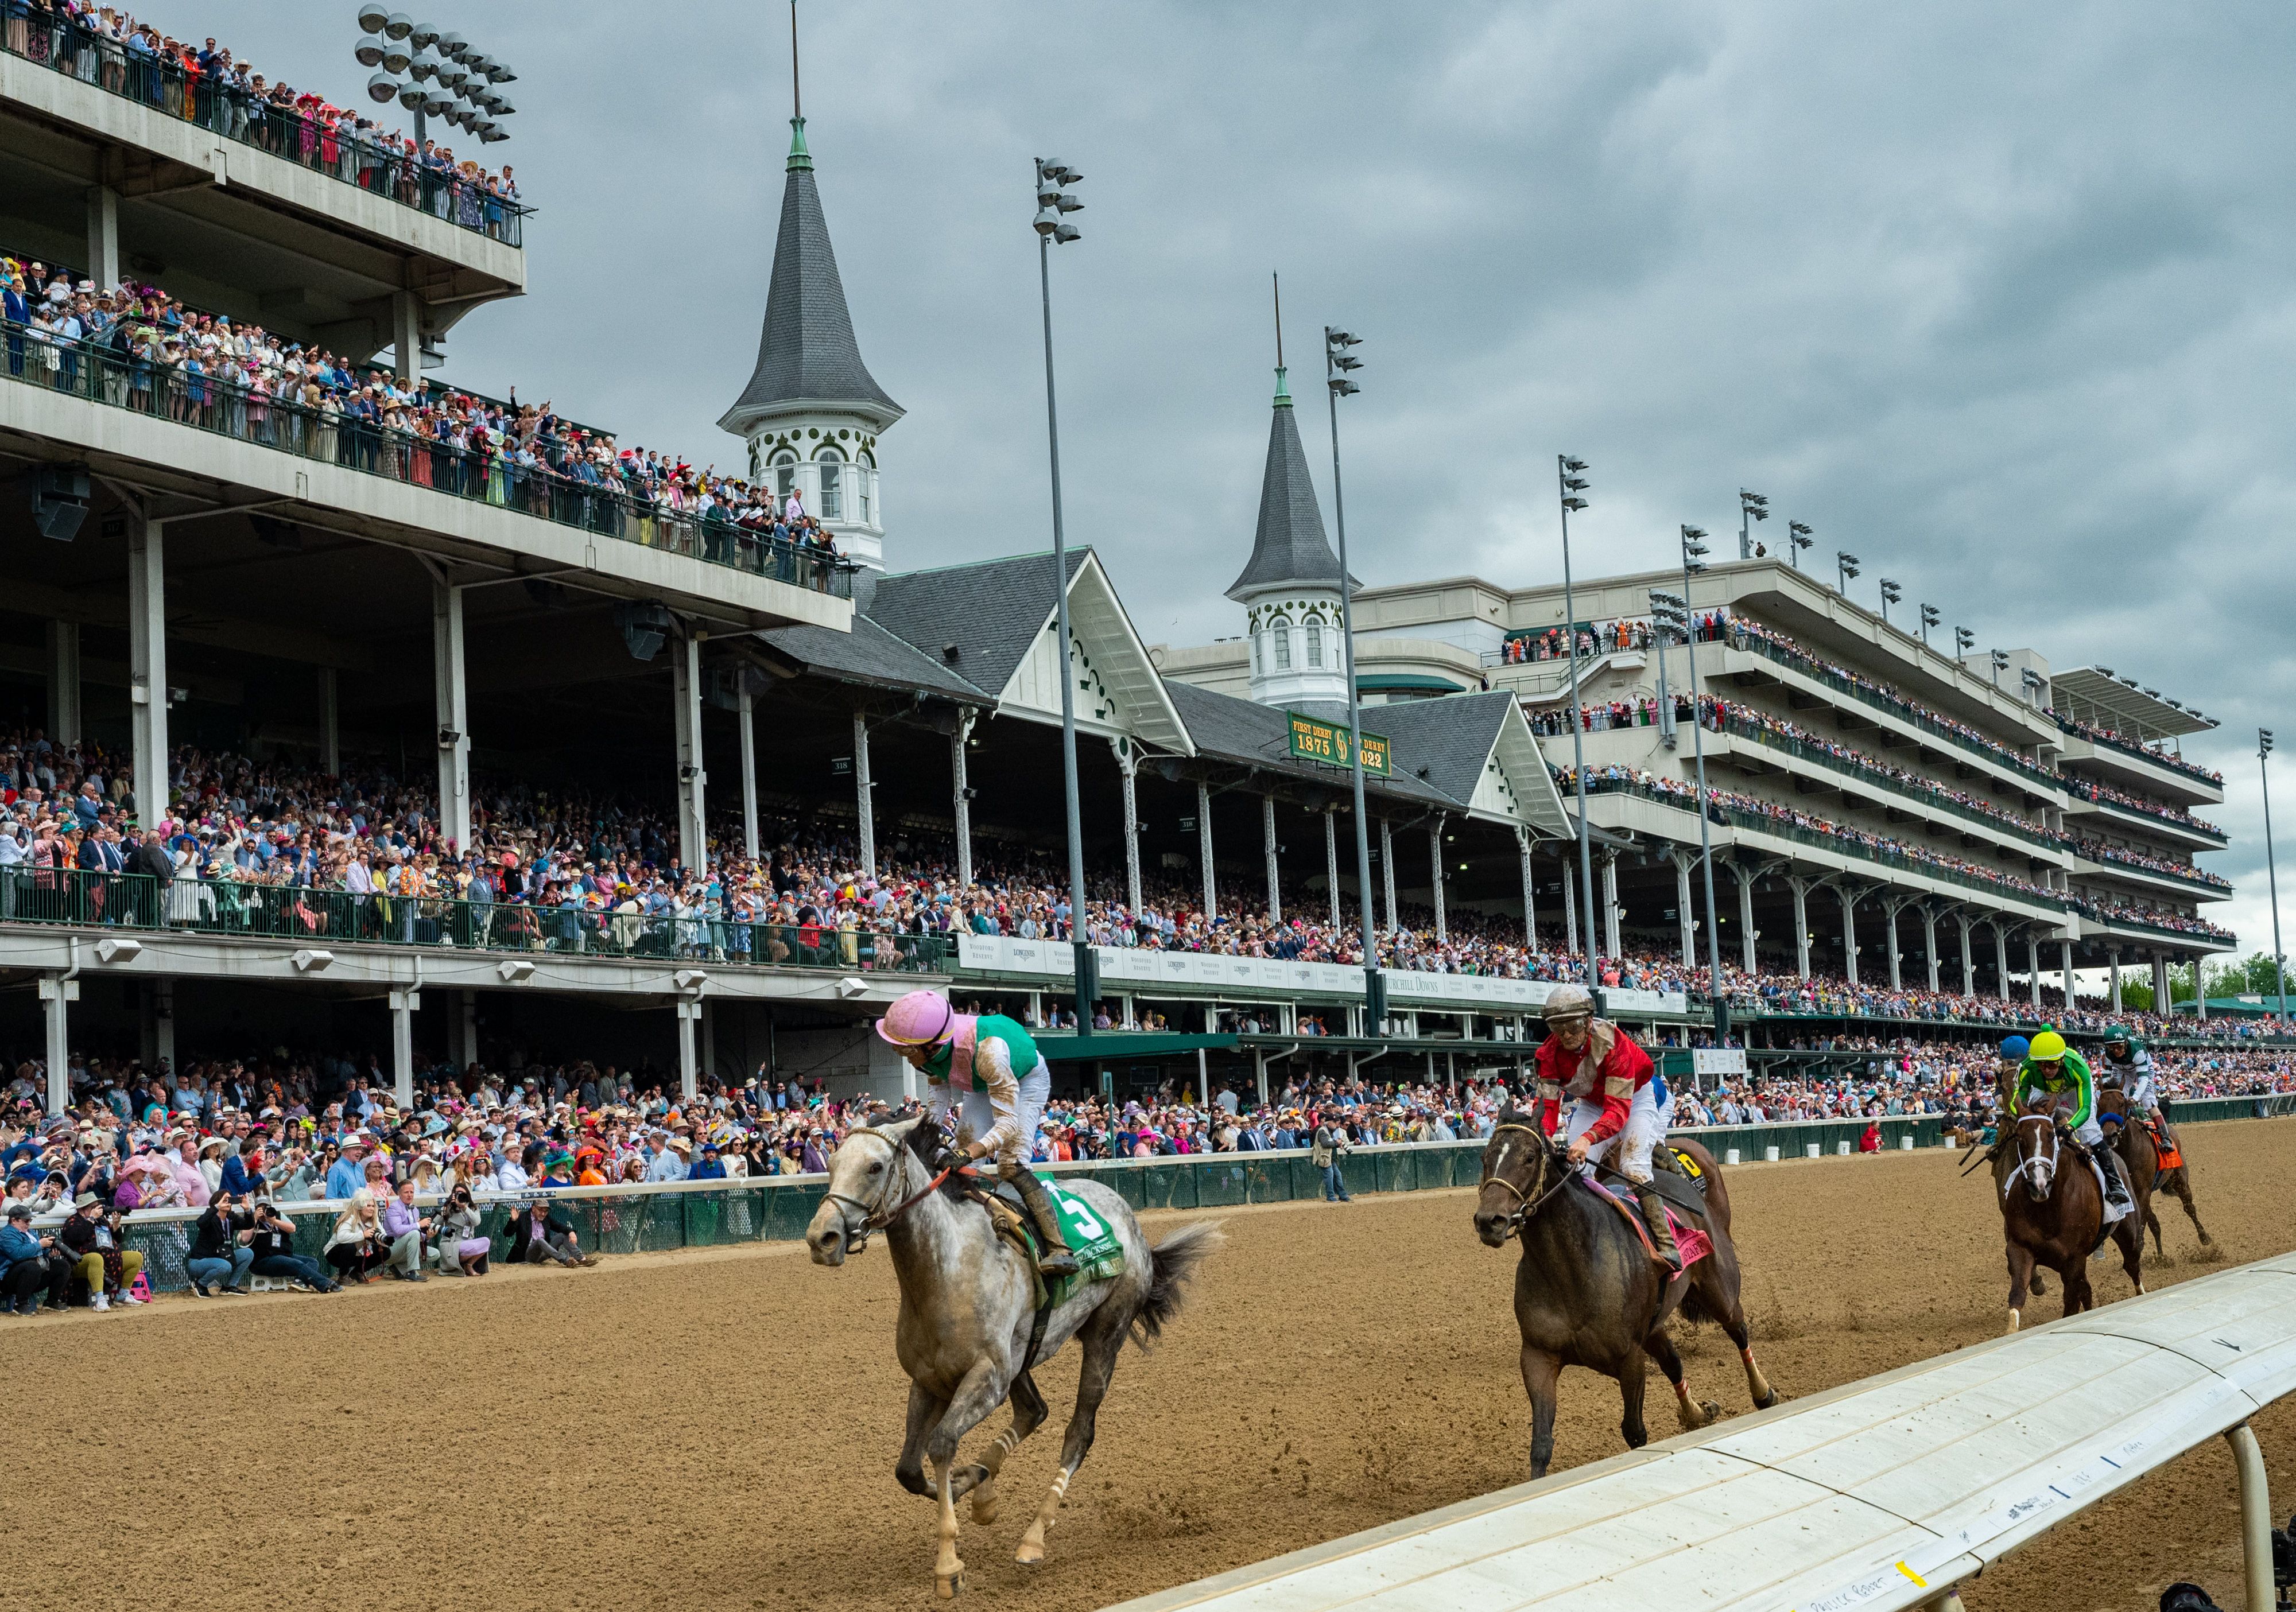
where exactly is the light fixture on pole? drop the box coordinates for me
[1649,589,1686,750]
[1557,455,1601,992]
[1033,154,1092,1035]
[1878,577,1902,624]
[1919,603,1940,646]
[1787,520,1812,569]
[1989,647,2008,686]
[1324,323,1381,1032]
[1836,550,1860,595]
[1737,489,1769,560]
[1954,626,1975,663]
[2263,728,2288,1018]
[353,10,515,148]
[1680,525,1728,1046]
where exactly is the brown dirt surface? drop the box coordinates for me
[8,1117,2291,1612]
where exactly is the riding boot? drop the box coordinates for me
[1632,1183,1682,1274]
[2096,1145,2134,1219]
[1009,1167,1079,1280]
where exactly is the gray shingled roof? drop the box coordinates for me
[755,616,990,701]
[720,130,902,437]
[1226,394,1353,599]
[866,550,1087,698]
[1162,681,1461,811]
[1374,692,1516,805]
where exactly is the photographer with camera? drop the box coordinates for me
[1,1201,69,1315]
[432,1184,491,1277]
[245,1198,339,1294]
[186,1190,255,1296]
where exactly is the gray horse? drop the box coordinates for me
[806,1113,1222,1599]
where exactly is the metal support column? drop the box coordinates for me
[1562,860,1578,955]
[676,998,701,1100]
[2060,939,2076,1007]
[1430,817,1447,942]
[1327,811,1343,933]
[1517,826,1536,945]
[1673,852,1695,966]
[852,709,874,880]
[1380,818,1397,936]
[432,578,470,850]
[46,620,80,747]
[1959,915,1975,997]
[86,183,119,290]
[1264,795,1282,923]
[1994,925,2011,1002]
[1921,907,1940,993]
[954,716,977,888]
[2154,951,2171,1016]
[2226,1421,2275,1612]
[127,515,168,826]
[1197,780,1216,917]
[1111,736,1138,912]
[388,986,418,1107]
[2029,933,2043,1008]
[393,289,421,388]
[1737,869,1756,974]
[1600,852,1621,961]
[1840,885,1859,986]
[1791,877,1812,979]
[2107,947,2122,1013]
[39,972,75,1114]
[318,666,339,777]
[671,634,706,871]
[738,679,759,861]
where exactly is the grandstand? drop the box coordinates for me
[0,18,2268,1127]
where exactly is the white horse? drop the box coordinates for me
[806,1113,1221,1599]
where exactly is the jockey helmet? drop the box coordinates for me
[2105,1024,2131,1044]
[1542,983,1595,1023]
[2029,1030,2068,1063]
[1998,1035,2029,1060]
[875,989,956,1047]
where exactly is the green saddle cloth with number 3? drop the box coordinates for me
[1041,1178,1126,1299]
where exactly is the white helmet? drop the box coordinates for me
[1542,984,1594,1022]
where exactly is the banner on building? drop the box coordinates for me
[1286,712,1390,776]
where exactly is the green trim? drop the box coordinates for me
[1356,674,1464,692]
[1033,1032,1239,1061]
[787,115,813,172]
[1273,364,1292,408]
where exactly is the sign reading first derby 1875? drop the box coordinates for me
[1286,713,1390,776]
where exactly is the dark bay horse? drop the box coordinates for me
[1473,1112,1779,1479]
[2097,1089,2213,1257]
[1996,1097,2145,1331]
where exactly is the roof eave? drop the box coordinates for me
[718,395,907,439]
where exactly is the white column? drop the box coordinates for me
[1562,860,1578,954]
[1737,869,1757,973]
[87,185,121,291]
[2154,951,2171,1016]
[852,709,875,880]
[1197,781,1217,917]
[432,579,470,850]
[1673,852,1695,966]
[1111,737,1138,912]
[2107,948,2122,1013]
[1791,879,1812,979]
[1430,817,1447,942]
[2029,933,2042,1008]
[955,715,977,888]
[393,289,420,388]
[1517,827,1536,944]
[1263,795,1282,923]
[1985,925,2004,1001]
[1600,852,1621,960]
[1958,916,1975,997]
[388,986,418,1106]
[1885,902,1904,990]
[672,634,707,872]
[46,620,81,747]
[39,973,75,1115]
[1840,886,1859,985]
[701,1002,718,1083]
[1922,907,1940,993]
[1327,811,1343,934]
[2060,939,2075,1007]
[676,998,701,1100]
[319,667,340,776]
[1380,818,1397,935]
[738,680,759,861]
[2196,959,2210,1021]
[456,989,479,1069]
[127,516,168,828]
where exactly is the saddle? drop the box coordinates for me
[1580,1174,1713,1271]
[1596,1145,1711,1221]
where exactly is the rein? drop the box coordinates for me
[2004,1115,2059,1201]
[1480,1122,1576,1240]
[822,1126,968,1251]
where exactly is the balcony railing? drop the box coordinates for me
[1706,621,2060,791]
[1578,775,2066,909]
[2054,715,2223,788]
[2068,844,2231,896]
[2065,895,2236,945]
[0,867,948,971]
[1,7,528,246]
[1,324,858,599]
[2064,779,2226,843]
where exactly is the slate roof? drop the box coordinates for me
[755,616,988,701]
[720,124,902,437]
[1162,681,1460,812]
[866,549,1088,698]
[1374,692,1518,805]
[1226,390,1354,598]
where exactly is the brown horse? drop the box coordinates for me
[1473,1112,1779,1479]
[1995,1098,2145,1331]
[2096,1089,2213,1256]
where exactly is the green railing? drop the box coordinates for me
[2055,716,2223,791]
[1710,709,2064,852]
[1579,777,2066,910]
[2066,781,2228,844]
[0,324,857,599]
[2068,844,2231,896]
[1,6,528,245]
[1708,625,2059,790]
[0,865,949,972]
[2064,896,2236,946]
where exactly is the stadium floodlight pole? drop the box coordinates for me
[2263,728,2287,1017]
[1324,325,1383,1032]
[1836,550,1861,595]
[1919,603,1940,647]
[1989,647,2008,687]
[358,9,516,149]
[1033,156,1091,1034]
[1680,526,1727,1045]
[1649,589,1686,751]
[1558,455,1601,989]
[1954,626,1975,667]
[1737,489,1768,560]
[1786,520,1812,570]
[1878,578,1902,625]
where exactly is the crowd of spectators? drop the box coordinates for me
[2066,833,2229,889]
[2,252,852,587]
[2,2,520,238]
[1500,617,1657,666]
[2065,776,2223,836]
[2051,710,2224,788]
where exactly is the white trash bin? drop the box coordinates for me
[1836,1140,1852,1156]
[1900,1136,1915,1151]
[1764,1145,1780,1163]
[1725,1148,1742,1167]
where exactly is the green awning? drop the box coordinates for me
[1032,1032,1239,1062]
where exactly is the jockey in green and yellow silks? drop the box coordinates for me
[2016,1030,2131,1220]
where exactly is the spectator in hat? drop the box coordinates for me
[185,1190,255,1296]
[1,1202,67,1315]
[687,1141,728,1181]
[323,1133,367,1199]
[505,1198,594,1267]
[324,1189,390,1283]
[58,1191,144,1310]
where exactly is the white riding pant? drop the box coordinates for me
[928,1058,1052,1170]
[1562,1082,1669,1185]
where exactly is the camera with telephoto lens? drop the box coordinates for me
[2157,1584,2223,1612]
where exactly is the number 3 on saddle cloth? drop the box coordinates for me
[980,1176,1127,1307]
[1584,1145,1716,1270]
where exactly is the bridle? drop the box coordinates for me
[1477,1122,1575,1240]
[2006,1112,2060,1201]
[820,1124,962,1254]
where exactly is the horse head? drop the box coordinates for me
[2010,1098,2061,1203]
[2095,1088,2130,1131]
[805,1112,938,1267]
[1474,1109,1560,1247]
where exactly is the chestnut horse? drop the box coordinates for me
[1995,1097,2144,1331]
[1473,1112,1779,1479]
[2096,1089,2213,1256]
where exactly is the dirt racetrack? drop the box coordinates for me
[9,1117,2293,1612]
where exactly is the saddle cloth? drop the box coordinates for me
[1579,1175,1713,1271]
[980,1176,1127,1304]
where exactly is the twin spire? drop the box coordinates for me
[1227,274,1351,600]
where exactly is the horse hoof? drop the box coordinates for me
[2006,1310,2020,1334]
[1015,1544,1043,1567]
[1700,1399,1724,1424]
[1755,1391,1782,1411]
[936,1568,964,1599]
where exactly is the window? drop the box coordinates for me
[1274,622,1292,670]
[772,450,796,499]
[1306,620,1322,668]
[817,447,844,520]
[1252,632,1261,674]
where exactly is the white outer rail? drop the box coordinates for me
[1104,1253,2296,1612]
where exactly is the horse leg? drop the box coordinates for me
[2174,1178,2214,1247]
[1017,1316,1122,1567]
[1698,1262,1781,1409]
[2114,1217,2146,1296]
[2005,1242,2035,1333]
[2061,1257,2093,1318]
[2145,1199,2165,1262]
[895,1381,947,1499]
[1521,1346,1562,1480]
[1645,1329,1720,1431]
[927,1360,1007,1599]
[972,1372,1048,1524]
[1618,1345,1651,1454]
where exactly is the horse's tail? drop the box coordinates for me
[1130,1220,1225,1350]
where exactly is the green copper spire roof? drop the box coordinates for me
[787,114,812,172]
[1272,364,1292,408]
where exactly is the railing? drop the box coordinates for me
[2068,841,2231,895]
[1578,776,2067,910]
[1708,708,2064,853]
[0,324,858,598]
[0,865,949,971]
[0,6,529,246]
[1709,621,2061,790]
[2065,779,2227,842]
[2065,895,2236,945]
[2055,714,2224,788]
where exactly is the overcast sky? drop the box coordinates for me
[173,1,2296,964]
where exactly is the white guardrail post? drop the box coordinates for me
[2224,1422,2275,1612]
